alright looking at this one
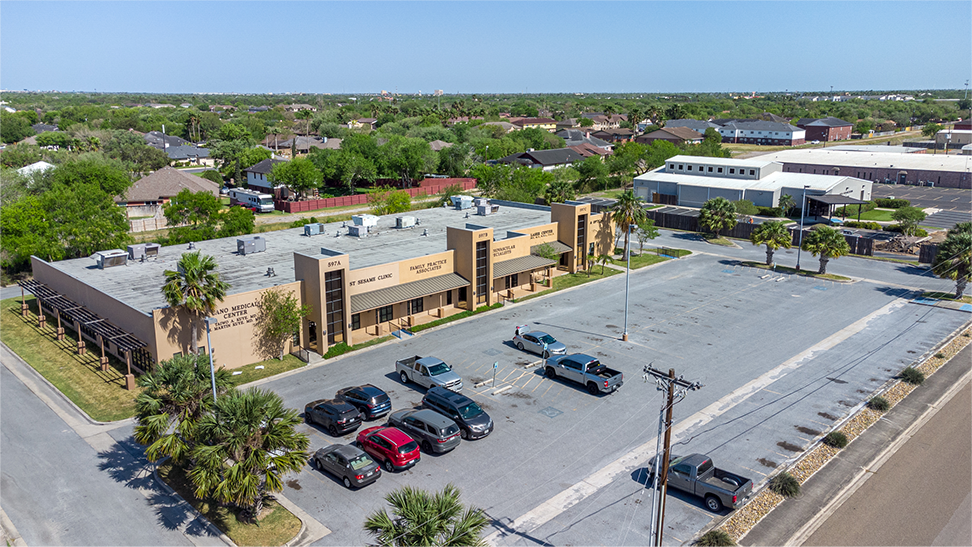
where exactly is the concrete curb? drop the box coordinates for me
[0,507,28,547]
[151,462,236,547]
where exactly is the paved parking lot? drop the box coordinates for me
[244,251,969,546]
[871,182,971,213]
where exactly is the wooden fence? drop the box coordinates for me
[274,179,477,213]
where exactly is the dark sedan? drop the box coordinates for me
[335,384,392,420]
[304,399,363,436]
[312,444,380,489]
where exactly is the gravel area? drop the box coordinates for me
[712,327,972,544]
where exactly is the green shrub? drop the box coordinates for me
[868,396,890,412]
[934,351,946,359]
[835,201,876,216]
[843,221,882,230]
[732,199,759,216]
[884,224,928,237]
[823,431,848,449]
[289,216,321,228]
[696,529,736,546]
[756,206,782,217]
[900,367,925,385]
[769,472,800,497]
[875,198,910,208]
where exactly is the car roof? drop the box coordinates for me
[525,331,550,337]
[410,408,455,427]
[427,386,471,405]
[331,444,367,459]
[565,353,597,363]
[374,426,414,445]
[357,384,386,396]
[318,398,356,411]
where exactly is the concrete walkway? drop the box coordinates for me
[741,342,972,546]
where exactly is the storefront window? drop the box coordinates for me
[377,305,394,323]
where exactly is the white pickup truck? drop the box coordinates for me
[395,356,463,392]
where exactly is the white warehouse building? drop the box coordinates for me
[633,155,872,209]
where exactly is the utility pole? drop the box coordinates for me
[644,366,703,547]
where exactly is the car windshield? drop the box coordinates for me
[427,363,451,375]
[458,402,483,419]
[398,441,418,454]
[348,455,372,470]
[538,334,557,344]
[259,197,273,205]
[442,424,460,437]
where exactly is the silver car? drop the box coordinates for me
[387,409,461,454]
[513,330,567,358]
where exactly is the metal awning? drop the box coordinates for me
[350,273,469,314]
[493,255,557,279]
[19,280,147,351]
[531,240,571,255]
[808,195,868,205]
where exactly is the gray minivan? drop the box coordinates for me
[387,409,461,454]
[422,387,493,440]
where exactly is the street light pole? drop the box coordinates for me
[204,316,218,404]
[796,185,809,271]
[622,224,631,342]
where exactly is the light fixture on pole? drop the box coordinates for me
[795,185,809,271]
[622,223,631,342]
[204,316,218,404]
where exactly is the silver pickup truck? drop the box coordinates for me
[396,356,463,392]
[648,453,753,512]
[544,353,623,395]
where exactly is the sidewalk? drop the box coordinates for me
[741,342,972,546]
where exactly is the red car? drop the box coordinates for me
[356,426,421,472]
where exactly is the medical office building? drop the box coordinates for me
[27,201,613,373]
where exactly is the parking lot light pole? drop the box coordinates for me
[204,317,218,404]
[623,224,631,342]
[796,185,809,271]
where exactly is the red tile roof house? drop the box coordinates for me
[116,167,219,219]
[635,126,704,145]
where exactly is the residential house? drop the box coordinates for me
[30,123,58,134]
[591,128,633,143]
[556,119,578,131]
[568,143,613,159]
[349,118,377,130]
[480,121,516,134]
[165,145,212,165]
[581,113,627,130]
[664,119,723,133]
[797,117,854,142]
[498,148,585,171]
[116,166,219,215]
[16,161,55,176]
[144,131,188,150]
[510,117,557,132]
[248,106,270,113]
[243,158,288,191]
[285,104,317,112]
[718,121,805,146]
[635,127,703,145]
[429,140,454,152]
[556,130,613,152]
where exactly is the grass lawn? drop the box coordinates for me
[855,209,895,222]
[518,268,622,303]
[157,460,301,547]
[227,354,307,387]
[322,335,394,360]
[0,296,140,421]
[609,253,669,270]
[851,254,919,266]
[921,291,972,304]
[702,234,736,247]
[743,262,852,282]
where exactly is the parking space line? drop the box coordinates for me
[519,375,538,391]
[773,451,792,459]
[740,465,767,477]
[762,388,782,395]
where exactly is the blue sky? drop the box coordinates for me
[2,1,969,94]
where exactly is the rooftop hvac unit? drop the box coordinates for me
[396,216,416,228]
[352,214,379,227]
[127,244,146,260]
[477,205,491,216]
[304,223,324,236]
[144,243,160,258]
[348,225,368,238]
[95,250,128,269]
[451,195,473,210]
[237,235,266,255]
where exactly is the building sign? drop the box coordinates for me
[408,258,449,276]
[492,243,516,259]
[349,263,399,294]
[530,228,555,240]
[399,251,454,283]
[211,301,258,331]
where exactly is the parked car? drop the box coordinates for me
[513,329,567,358]
[335,384,392,420]
[396,355,463,391]
[422,386,493,440]
[544,353,624,395]
[647,453,753,511]
[356,425,421,472]
[387,409,461,454]
[304,399,363,436]
[312,444,380,489]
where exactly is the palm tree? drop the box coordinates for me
[134,353,233,464]
[597,253,613,275]
[699,197,738,238]
[189,388,309,520]
[611,190,648,260]
[750,221,793,266]
[363,484,489,547]
[777,194,796,217]
[802,226,851,274]
[162,252,229,355]
[931,223,972,298]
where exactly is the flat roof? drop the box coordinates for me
[827,145,921,154]
[635,170,862,193]
[664,154,779,170]
[44,203,551,315]
[751,149,972,172]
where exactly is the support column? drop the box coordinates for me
[99,336,109,372]
[56,309,65,341]
[21,286,28,317]
[124,350,136,390]
[75,320,85,355]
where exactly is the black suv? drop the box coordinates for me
[304,399,363,436]
[335,384,392,420]
[422,386,493,440]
